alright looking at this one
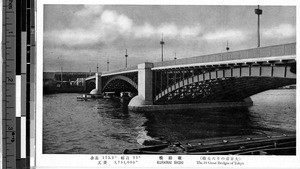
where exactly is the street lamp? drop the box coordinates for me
[160,34,165,62]
[255,5,263,47]
[107,58,110,71]
[226,41,230,52]
[125,49,128,68]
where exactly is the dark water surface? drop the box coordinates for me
[43,89,296,154]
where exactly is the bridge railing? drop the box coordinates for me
[102,66,138,75]
[154,43,296,67]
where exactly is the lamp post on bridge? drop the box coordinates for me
[160,34,165,62]
[107,58,110,71]
[226,41,230,52]
[125,49,128,68]
[255,5,263,47]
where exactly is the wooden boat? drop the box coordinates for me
[76,94,92,101]
[123,134,296,155]
[103,92,116,99]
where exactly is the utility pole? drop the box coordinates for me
[125,49,128,68]
[255,5,263,47]
[174,52,177,60]
[58,55,63,84]
[96,63,99,73]
[60,67,63,85]
[160,34,165,62]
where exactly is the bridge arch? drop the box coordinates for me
[154,64,296,104]
[102,75,138,92]
[85,81,95,92]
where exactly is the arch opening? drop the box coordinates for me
[102,75,138,94]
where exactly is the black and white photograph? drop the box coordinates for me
[40,0,297,164]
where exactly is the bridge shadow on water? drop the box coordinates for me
[106,94,294,145]
[135,107,268,143]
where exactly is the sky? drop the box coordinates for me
[43,4,296,72]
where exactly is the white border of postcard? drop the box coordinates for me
[36,0,300,168]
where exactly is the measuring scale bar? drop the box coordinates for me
[2,0,34,168]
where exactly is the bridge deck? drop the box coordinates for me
[91,43,295,78]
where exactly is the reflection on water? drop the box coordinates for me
[43,89,295,154]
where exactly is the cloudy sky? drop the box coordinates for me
[43,5,296,72]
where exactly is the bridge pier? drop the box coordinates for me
[83,80,86,91]
[129,62,154,109]
[89,72,102,97]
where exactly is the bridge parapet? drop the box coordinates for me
[153,43,296,68]
[102,66,138,76]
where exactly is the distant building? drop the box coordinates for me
[43,72,57,87]
[76,78,85,86]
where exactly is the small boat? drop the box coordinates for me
[123,134,296,155]
[77,94,92,101]
[103,92,116,99]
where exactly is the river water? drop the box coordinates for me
[43,89,296,154]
